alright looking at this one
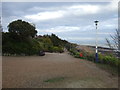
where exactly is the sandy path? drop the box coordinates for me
[2,52,118,88]
[0,56,2,89]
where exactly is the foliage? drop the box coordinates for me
[106,29,120,58]
[50,34,63,47]
[2,36,41,56]
[85,53,95,61]
[52,46,64,53]
[69,45,119,68]
[35,35,65,53]
[2,19,72,55]
[98,53,120,67]
[69,47,95,60]
[8,19,37,41]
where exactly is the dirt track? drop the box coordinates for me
[2,52,118,88]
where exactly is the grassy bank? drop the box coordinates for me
[69,47,120,75]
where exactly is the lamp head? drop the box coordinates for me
[94,20,99,26]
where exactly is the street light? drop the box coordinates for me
[94,20,99,62]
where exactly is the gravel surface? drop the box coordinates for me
[2,52,118,88]
[0,56,2,89]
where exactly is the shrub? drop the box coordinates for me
[69,48,95,60]
[86,53,95,61]
[98,53,119,67]
[74,52,80,58]
[50,46,64,53]
[69,47,119,70]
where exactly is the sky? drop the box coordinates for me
[1,1,118,47]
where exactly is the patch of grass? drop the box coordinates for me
[96,63,118,76]
[44,77,65,83]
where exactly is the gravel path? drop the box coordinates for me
[2,52,118,88]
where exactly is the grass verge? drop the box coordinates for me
[95,63,118,76]
[44,77,65,83]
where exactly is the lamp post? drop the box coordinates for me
[94,20,99,62]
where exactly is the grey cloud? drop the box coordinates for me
[2,2,118,46]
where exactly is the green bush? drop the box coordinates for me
[2,39,43,56]
[86,53,95,61]
[74,52,80,58]
[49,46,64,53]
[46,46,61,53]
[69,49,88,59]
[69,48,78,55]
[69,47,119,70]
[70,48,119,67]
[98,53,119,67]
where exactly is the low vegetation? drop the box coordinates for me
[69,46,120,74]
[2,19,71,56]
[44,77,65,83]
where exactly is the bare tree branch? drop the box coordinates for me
[106,29,120,58]
[105,38,113,49]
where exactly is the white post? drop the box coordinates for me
[96,23,98,54]
[94,21,99,62]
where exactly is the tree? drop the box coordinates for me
[8,19,37,41]
[2,20,39,55]
[106,29,120,58]
[50,34,62,46]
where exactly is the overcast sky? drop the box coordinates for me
[2,1,118,46]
